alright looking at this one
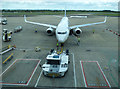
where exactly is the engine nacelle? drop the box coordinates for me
[73,28,82,36]
[46,27,54,36]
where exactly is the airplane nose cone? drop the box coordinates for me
[57,37,65,43]
[58,39,64,43]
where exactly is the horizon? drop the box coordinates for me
[1,9,119,12]
[1,0,119,11]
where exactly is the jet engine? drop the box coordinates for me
[73,28,82,36]
[46,27,54,36]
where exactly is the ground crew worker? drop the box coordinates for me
[8,45,11,49]
[77,37,80,45]
[57,42,59,50]
[61,43,63,47]
[35,28,37,33]
[8,33,11,41]
[4,33,7,41]
[13,44,16,48]
[93,29,95,34]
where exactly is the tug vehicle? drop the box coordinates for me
[0,18,7,25]
[42,49,69,77]
[2,29,12,42]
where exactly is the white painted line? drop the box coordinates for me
[0,59,41,86]
[0,59,17,76]
[27,60,41,86]
[97,61,111,88]
[80,61,87,87]
[35,70,43,87]
[17,59,40,61]
[82,61,97,63]
[71,53,77,87]
[1,83,27,86]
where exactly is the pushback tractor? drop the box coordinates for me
[42,49,69,77]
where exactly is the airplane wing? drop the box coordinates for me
[24,15,57,29]
[69,17,107,29]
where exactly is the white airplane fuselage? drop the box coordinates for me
[56,17,69,43]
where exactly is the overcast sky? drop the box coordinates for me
[1,0,119,11]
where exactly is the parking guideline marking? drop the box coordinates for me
[35,70,43,87]
[0,59,17,77]
[26,60,41,86]
[71,53,77,87]
[0,59,41,86]
[96,61,111,88]
[80,61,111,88]
[80,61,87,87]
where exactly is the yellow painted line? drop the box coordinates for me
[3,53,13,64]
[57,45,64,54]
[60,46,63,54]
[57,47,60,54]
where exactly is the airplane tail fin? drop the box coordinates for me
[64,9,66,17]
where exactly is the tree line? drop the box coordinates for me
[2,9,119,13]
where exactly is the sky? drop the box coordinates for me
[1,0,120,11]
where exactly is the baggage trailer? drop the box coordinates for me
[0,45,16,55]
[14,26,22,33]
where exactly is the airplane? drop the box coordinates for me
[24,10,106,46]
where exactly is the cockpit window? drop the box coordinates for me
[58,31,67,34]
[47,60,60,65]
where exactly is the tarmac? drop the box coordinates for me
[0,15,119,88]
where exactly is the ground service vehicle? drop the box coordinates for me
[42,49,69,77]
[14,26,22,33]
[2,29,12,42]
[0,18,7,25]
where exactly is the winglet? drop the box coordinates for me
[104,16,107,23]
